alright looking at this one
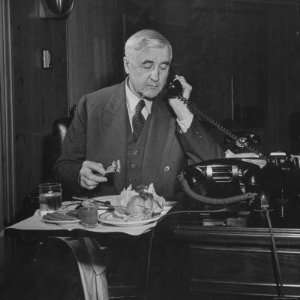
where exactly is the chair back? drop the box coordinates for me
[42,105,76,181]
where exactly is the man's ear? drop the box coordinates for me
[123,56,129,74]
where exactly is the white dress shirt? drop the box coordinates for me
[125,79,193,133]
[125,81,152,132]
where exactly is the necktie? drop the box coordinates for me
[132,100,145,141]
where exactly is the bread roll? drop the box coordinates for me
[115,184,165,221]
[126,194,153,220]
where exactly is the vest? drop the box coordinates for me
[125,111,152,188]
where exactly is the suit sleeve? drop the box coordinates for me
[53,96,88,195]
[177,116,225,163]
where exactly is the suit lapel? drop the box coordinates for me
[100,82,128,191]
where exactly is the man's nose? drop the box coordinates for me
[150,68,160,81]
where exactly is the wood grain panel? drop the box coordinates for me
[10,0,68,218]
[124,0,300,152]
[164,224,300,298]
[188,246,300,297]
[15,133,44,215]
[189,246,274,283]
[66,0,124,108]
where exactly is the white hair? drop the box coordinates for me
[124,29,172,60]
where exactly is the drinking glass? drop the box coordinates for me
[78,201,98,227]
[38,182,62,213]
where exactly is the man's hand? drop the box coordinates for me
[168,75,193,123]
[174,75,192,100]
[79,160,108,190]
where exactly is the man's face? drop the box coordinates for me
[123,46,172,100]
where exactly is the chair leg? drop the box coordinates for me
[53,237,109,300]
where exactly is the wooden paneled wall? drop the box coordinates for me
[124,0,300,153]
[11,0,68,218]
[10,0,125,219]
[66,0,124,108]
[265,5,300,151]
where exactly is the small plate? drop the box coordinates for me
[99,212,163,227]
[43,218,80,225]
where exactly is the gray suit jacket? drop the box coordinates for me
[54,81,224,198]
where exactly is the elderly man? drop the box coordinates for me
[54,29,224,199]
[51,29,226,300]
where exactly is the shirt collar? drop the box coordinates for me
[125,78,152,114]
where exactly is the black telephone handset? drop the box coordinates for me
[166,69,183,98]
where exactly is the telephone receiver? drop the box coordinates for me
[166,68,183,98]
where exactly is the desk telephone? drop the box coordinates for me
[179,153,300,225]
[167,71,300,220]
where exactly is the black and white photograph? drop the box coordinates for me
[1,0,300,299]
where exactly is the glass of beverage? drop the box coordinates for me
[78,201,98,227]
[38,182,62,213]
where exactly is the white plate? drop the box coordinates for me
[99,211,163,227]
[43,218,80,224]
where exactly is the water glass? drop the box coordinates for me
[38,182,62,213]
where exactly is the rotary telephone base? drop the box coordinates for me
[179,155,300,227]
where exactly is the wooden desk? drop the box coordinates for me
[159,213,300,300]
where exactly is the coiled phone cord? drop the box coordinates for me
[178,172,257,205]
[188,102,265,158]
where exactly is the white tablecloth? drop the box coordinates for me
[7,206,172,236]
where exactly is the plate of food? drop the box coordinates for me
[42,212,80,224]
[99,211,163,227]
[43,219,81,225]
[98,183,166,227]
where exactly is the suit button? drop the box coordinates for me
[129,149,139,155]
[194,130,202,137]
[164,166,170,172]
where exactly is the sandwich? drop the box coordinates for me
[113,184,165,221]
